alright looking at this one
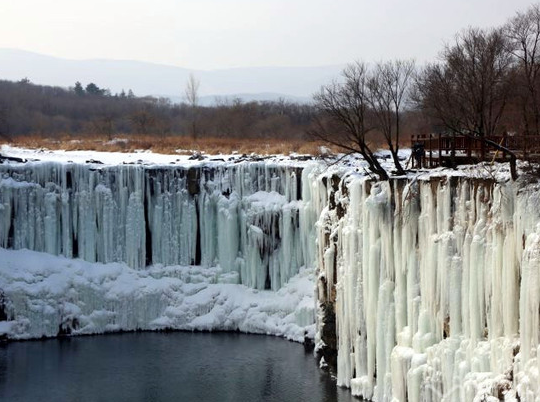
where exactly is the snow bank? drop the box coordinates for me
[0,248,316,342]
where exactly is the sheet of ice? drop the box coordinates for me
[0,248,316,342]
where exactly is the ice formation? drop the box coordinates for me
[314,171,540,401]
[0,160,310,290]
[0,247,316,342]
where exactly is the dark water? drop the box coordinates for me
[0,332,362,402]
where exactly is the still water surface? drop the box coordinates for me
[0,332,363,402]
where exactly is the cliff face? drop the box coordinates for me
[313,171,540,401]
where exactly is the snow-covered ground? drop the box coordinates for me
[0,144,315,166]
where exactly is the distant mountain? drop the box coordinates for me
[0,48,343,102]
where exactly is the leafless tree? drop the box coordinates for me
[415,27,518,179]
[505,3,540,136]
[0,103,11,141]
[185,73,200,139]
[130,108,156,134]
[311,62,389,180]
[368,59,415,175]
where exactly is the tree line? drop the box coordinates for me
[313,3,540,179]
[0,77,317,142]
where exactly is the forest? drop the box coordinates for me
[0,79,317,142]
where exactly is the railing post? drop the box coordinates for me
[438,133,442,167]
[429,133,433,167]
[525,133,528,161]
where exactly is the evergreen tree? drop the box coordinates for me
[74,81,85,96]
[85,82,104,96]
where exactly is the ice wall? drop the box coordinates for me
[0,160,312,290]
[315,173,540,402]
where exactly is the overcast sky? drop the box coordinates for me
[0,0,536,70]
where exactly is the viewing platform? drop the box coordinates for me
[410,132,540,167]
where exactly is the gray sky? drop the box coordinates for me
[0,0,536,69]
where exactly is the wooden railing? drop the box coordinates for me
[410,133,540,167]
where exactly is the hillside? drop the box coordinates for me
[0,48,342,100]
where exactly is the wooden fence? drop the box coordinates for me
[410,133,540,168]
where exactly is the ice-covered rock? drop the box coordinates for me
[0,248,316,341]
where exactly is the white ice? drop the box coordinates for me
[314,170,540,401]
[0,248,316,342]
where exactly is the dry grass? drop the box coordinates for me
[3,134,338,157]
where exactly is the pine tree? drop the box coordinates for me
[74,81,85,96]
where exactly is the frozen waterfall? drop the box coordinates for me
[1,153,539,401]
[0,160,311,291]
[314,172,540,402]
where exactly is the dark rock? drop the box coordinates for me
[318,301,338,369]
[0,154,27,163]
[57,317,79,337]
[187,167,200,196]
[291,155,313,161]
[0,291,8,321]
[188,152,205,161]
[303,332,315,352]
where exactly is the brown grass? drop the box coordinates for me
[3,134,338,156]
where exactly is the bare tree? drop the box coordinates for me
[185,73,200,139]
[368,59,415,175]
[0,100,11,140]
[505,3,540,136]
[130,107,156,134]
[311,62,389,180]
[415,27,518,179]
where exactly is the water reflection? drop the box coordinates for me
[0,332,365,402]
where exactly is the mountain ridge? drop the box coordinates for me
[0,48,343,102]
